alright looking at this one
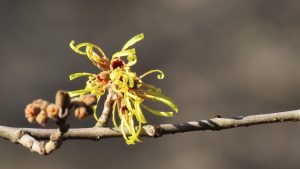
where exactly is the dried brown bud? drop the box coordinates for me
[25,104,40,123]
[99,71,110,80]
[40,101,49,110]
[82,95,97,106]
[74,107,89,120]
[46,104,60,119]
[32,99,49,110]
[36,110,48,126]
[32,99,43,106]
[55,90,70,109]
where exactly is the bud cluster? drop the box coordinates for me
[25,99,61,126]
[25,94,98,125]
[73,95,97,119]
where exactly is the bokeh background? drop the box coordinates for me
[1,0,300,168]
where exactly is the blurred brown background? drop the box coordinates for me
[1,0,300,168]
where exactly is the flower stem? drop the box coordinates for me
[95,88,115,127]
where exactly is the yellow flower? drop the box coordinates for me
[68,33,178,144]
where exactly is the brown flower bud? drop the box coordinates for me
[55,90,70,109]
[40,100,49,110]
[32,99,49,110]
[25,104,40,123]
[99,71,110,80]
[46,104,60,119]
[32,99,43,106]
[74,107,89,120]
[36,110,48,126]
[82,95,97,106]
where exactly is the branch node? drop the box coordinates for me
[11,129,23,143]
[142,125,161,138]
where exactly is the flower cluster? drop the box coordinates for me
[68,33,178,144]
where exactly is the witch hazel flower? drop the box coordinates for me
[68,33,178,144]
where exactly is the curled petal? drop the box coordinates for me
[117,101,123,119]
[112,33,144,68]
[128,73,135,88]
[68,87,104,98]
[112,49,136,59]
[69,72,94,80]
[135,116,143,137]
[121,33,144,51]
[70,41,107,58]
[110,68,123,82]
[128,116,142,143]
[123,93,146,123]
[120,118,131,144]
[112,102,118,127]
[112,49,137,67]
[110,68,137,93]
[144,92,178,113]
[70,40,86,55]
[121,74,129,91]
[70,41,108,68]
[126,90,139,100]
[91,96,101,121]
[124,94,134,113]
[68,89,90,97]
[122,115,139,144]
[134,100,147,123]
[126,54,137,67]
[117,100,142,144]
[141,104,174,117]
[140,69,165,79]
[122,91,147,133]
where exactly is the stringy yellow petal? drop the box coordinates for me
[85,46,102,64]
[128,73,135,88]
[69,72,94,80]
[134,100,147,123]
[144,92,178,113]
[92,96,101,120]
[141,104,174,117]
[120,118,131,144]
[70,40,86,55]
[142,83,162,94]
[112,49,136,59]
[135,120,142,138]
[68,90,84,97]
[112,102,118,127]
[140,69,165,79]
[128,118,141,142]
[124,95,134,113]
[125,54,137,67]
[70,41,107,58]
[112,49,137,67]
[121,33,144,51]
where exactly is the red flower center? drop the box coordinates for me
[111,59,125,70]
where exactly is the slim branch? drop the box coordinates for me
[96,87,116,127]
[1,108,300,154]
